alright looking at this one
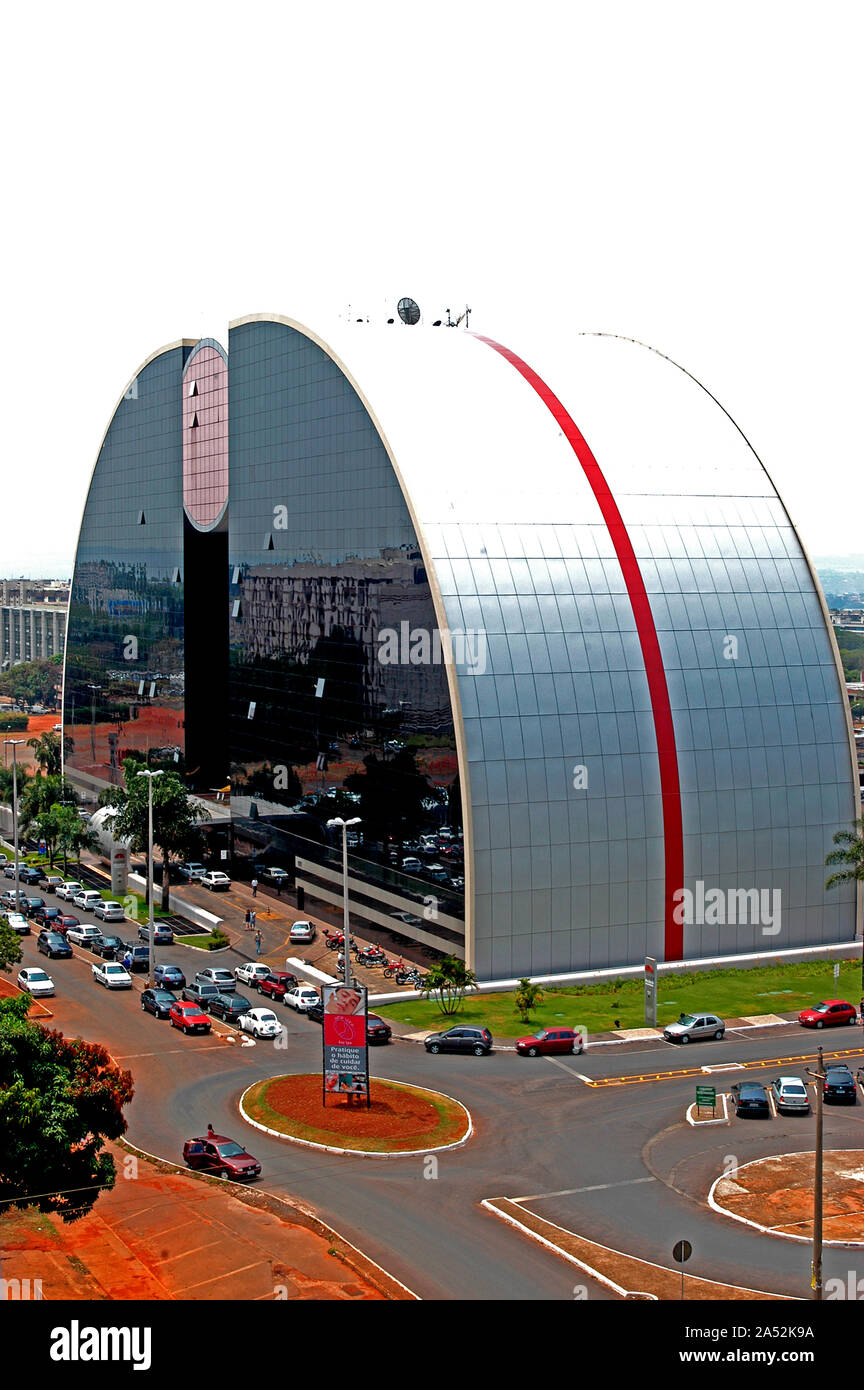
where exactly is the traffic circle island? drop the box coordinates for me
[239,1073,472,1156]
[710,1150,864,1244]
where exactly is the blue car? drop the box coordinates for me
[153,963,186,989]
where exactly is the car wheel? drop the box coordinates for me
[429,1043,441,1054]
[257,984,264,994]
[527,1046,538,1057]
[680,1034,690,1044]
[714,1029,724,1040]
[219,1168,230,1180]
[473,1046,485,1057]
[816,1020,823,1029]
[140,1001,146,1010]
[182,1025,188,1035]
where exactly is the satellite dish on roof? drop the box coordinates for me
[397,297,421,325]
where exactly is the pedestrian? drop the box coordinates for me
[251,877,259,898]
[249,908,256,933]
[255,931,262,956]
[276,879,282,897]
[244,908,252,931]
[207,1123,215,1138]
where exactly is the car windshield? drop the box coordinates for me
[676,1015,697,1027]
[28,971,49,981]
[106,965,125,973]
[216,1142,246,1158]
[813,1003,830,1013]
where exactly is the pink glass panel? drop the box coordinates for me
[183,345,228,529]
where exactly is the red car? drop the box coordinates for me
[54,915,81,935]
[798,999,857,1029]
[182,1133,261,1181]
[516,1026,584,1057]
[256,970,298,1002]
[169,1000,212,1035]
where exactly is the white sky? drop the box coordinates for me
[2,0,860,576]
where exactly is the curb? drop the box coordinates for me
[708,1150,864,1248]
[686,1094,730,1126]
[238,1076,473,1159]
[481,1198,654,1299]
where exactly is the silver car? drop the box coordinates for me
[662,1012,725,1044]
[771,1076,811,1113]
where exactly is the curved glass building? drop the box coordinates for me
[65,314,861,979]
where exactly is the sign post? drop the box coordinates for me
[322,982,370,1110]
[695,1085,716,1116]
[672,1239,692,1300]
[644,956,657,1026]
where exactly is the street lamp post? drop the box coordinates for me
[805,1045,826,1300]
[326,816,361,985]
[136,769,164,988]
[4,740,24,911]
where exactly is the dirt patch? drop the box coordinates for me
[714,1150,864,1242]
[245,1073,469,1152]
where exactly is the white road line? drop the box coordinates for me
[512,1176,657,1202]
[542,1056,591,1080]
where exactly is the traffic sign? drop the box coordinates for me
[672,1240,692,1263]
[695,1085,716,1110]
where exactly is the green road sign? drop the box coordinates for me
[695,1086,716,1108]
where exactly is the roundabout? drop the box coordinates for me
[239,1073,473,1157]
[710,1150,864,1245]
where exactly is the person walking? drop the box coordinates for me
[244,908,252,931]
[249,908,256,933]
[251,877,259,898]
[255,930,262,956]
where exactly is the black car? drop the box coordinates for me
[140,988,176,1019]
[367,1013,392,1044]
[207,992,253,1023]
[22,896,46,918]
[424,1025,493,1056]
[37,930,73,959]
[824,1066,857,1104]
[19,866,43,886]
[94,934,125,960]
[730,1082,771,1117]
[31,905,63,929]
[306,1000,325,1024]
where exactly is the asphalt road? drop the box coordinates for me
[10,912,864,1301]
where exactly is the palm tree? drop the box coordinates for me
[419,954,477,1016]
[825,822,864,890]
[27,731,62,778]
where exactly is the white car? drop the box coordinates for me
[56,881,83,901]
[285,986,321,1012]
[289,919,316,944]
[93,900,126,922]
[72,889,103,912]
[401,857,423,872]
[238,1007,282,1039]
[234,962,271,986]
[195,967,235,992]
[200,871,231,891]
[7,912,30,934]
[17,966,55,997]
[92,960,133,989]
[67,923,104,946]
[771,1075,811,1113]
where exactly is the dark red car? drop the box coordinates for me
[516,1026,584,1056]
[54,915,80,935]
[182,1133,261,1181]
[168,1000,212,1035]
[798,1000,857,1029]
[256,970,298,1002]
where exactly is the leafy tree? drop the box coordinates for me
[514,977,545,1023]
[826,821,864,891]
[419,953,477,1016]
[0,917,23,973]
[0,995,134,1221]
[0,661,60,710]
[0,713,28,732]
[26,731,62,777]
[101,757,204,910]
[0,762,31,806]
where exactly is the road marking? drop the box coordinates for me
[582,1046,864,1089]
[511,1176,657,1202]
[701,1063,745,1073]
[542,1056,591,1080]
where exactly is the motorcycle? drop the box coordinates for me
[324,929,344,950]
[382,958,406,979]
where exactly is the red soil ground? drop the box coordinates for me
[264,1074,446,1141]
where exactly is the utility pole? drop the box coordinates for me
[327,816,361,984]
[805,1046,826,1300]
[4,741,24,911]
[136,769,163,988]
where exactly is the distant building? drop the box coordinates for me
[0,579,68,668]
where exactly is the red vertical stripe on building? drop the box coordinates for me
[474,334,684,960]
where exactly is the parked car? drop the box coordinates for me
[238,1007,282,1038]
[798,1000,857,1029]
[94,900,126,923]
[2,864,18,879]
[72,889,103,912]
[366,1013,392,1044]
[425,1025,493,1056]
[31,905,63,929]
[200,871,231,891]
[771,1076,811,1114]
[36,873,65,892]
[259,866,291,887]
[6,910,31,934]
[0,890,22,912]
[22,896,46,918]
[18,866,43,886]
[94,934,125,960]
[182,1133,260,1180]
[731,1082,771,1117]
[515,1027,584,1057]
[140,988,177,1019]
[169,999,212,1034]
[180,981,221,1009]
[17,966,55,997]
[288,919,315,944]
[195,967,235,993]
[37,930,72,959]
[175,862,207,883]
[66,923,103,946]
[257,971,299,1002]
[153,962,186,989]
[208,992,253,1023]
[662,1013,725,1044]
[137,922,173,944]
[824,1065,857,1104]
[401,857,423,873]
[122,945,151,973]
[91,961,133,989]
[55,881,83,901]
[284,986,321,1013]
[234,961,271,987]
[54,914,81,935]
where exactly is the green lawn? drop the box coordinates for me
[379,959,863,1038]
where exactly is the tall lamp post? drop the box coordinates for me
[326,816,361,985]
[805,1045,826,1300]
[136,769,164,988]
[4,740,25,911]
